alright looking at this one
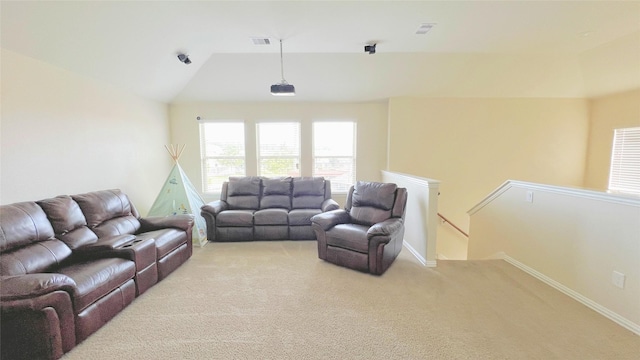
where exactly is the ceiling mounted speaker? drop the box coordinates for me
[177,53,191,64]
[364,44,376,54]
[271,39,295,96]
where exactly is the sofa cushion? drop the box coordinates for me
[139,228,188,259]
[288,209,322,226]
[217,210,254,227]
[349,181,397,226]
[262,177,292,195]
[260,177,292,209]
[72,190,142,237]
[0,239,72,276]
[254,209,288,225]
[227,177,261,210]
[0,202,73,276]
[352,181,397,210]
[38,196,99,249]
[0,202,55,252]
[326,224,370,253]
[58,257,135,312]
[292,177,325,209]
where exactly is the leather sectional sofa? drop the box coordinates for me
[0,189,194,360]
[201,176,339,241]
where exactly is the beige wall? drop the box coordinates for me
[0,49,171,214]
[169,102,388,204]
[584,89,640,190]
[468,181,640,332]
[387,97,590,259]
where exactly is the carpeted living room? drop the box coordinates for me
[2,1,640,359]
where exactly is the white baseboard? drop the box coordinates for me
[403,242,437,267]
[498,253,640,336]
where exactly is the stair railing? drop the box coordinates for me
[437,213,469,238]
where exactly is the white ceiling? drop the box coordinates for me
[2,1,640,103]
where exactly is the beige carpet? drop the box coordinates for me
[63,241,639,359]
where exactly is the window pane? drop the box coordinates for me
[259,158,300,177]
[257,122,300,176]
[200,122,246,193]
[314,122,355,156]
[314,157,354,192]
[202,123,245,157]
[313,121,356,192]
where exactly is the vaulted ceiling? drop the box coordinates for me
[2,1,639,103]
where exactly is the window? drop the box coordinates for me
[200,122,246,193]
[608,127,640,195]
[257,122,301,177]
[313,121,356,192]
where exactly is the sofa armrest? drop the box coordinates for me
[75,234,136,252]
[1,275,77,358]
[311,209,351,231]
[367,218,405,257]
[321,198,340,212]
[367,218,404,240]
[139,214,194,232]
[201,200,228,216]
[200,200,227,242]
[1,274,76,301]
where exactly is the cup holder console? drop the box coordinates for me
[119,238,145,249]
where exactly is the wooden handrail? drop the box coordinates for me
[437,213,469,238]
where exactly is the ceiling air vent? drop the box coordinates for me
[415,23,436,35]
[251,37,271,45]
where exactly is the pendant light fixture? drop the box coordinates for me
[270,39,295,96]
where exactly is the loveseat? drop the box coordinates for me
[0,189,194,360]
[201,176,339,242]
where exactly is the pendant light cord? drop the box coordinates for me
[279,39,287,83]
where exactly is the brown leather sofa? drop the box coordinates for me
[311,181,408,275]
[0,189,194,360]
[201,176,339,242]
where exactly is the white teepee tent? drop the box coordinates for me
[148,145,207,247]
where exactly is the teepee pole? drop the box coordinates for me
[164,144,186,164]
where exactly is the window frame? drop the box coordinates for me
[199,120,246,194]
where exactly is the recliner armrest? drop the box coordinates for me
[321,198,340,212]
[367,218,404,240]
[311,209,351,231]
[201,200,228,216]
[1,274,77,301]
[139,214,194,232]
[1,275,78,357]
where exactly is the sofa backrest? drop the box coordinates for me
[0,202,73,275]
[291,177,329,209]
[72,189,141,238]
[260,177,292,210]
[224,177,262,210]
[37,195,99,250]
[345,181,405,226]
[221,176,332,210]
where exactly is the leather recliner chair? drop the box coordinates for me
[311,181,408,275]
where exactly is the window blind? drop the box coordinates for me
[608,127,640,195]
[200,122,246,193]
[257,122,301,177]
[313,121,356,192]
